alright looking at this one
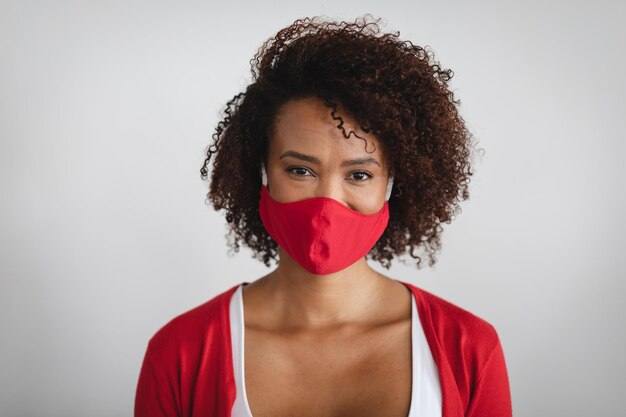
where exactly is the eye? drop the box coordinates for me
[286,167,314,178]
[348,171,373,182]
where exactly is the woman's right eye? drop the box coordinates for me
[287,167,313,177]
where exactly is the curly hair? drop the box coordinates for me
[200,14,480,270]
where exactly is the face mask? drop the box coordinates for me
[258,164,393,275]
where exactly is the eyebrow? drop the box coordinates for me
[279,150,381,168]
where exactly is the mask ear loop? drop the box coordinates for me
[261,163,268,187]
[385,176,394,201]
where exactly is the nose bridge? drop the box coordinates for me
[316,174,349,207]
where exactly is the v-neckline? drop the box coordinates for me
[233,282,420,417]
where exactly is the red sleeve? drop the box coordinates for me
[134,346,181,417]
[465,335,512,417]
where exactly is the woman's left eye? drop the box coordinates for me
[348,171,373,182]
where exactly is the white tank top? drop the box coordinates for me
[229,283,442,417]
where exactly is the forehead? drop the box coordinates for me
[269,97,386,164]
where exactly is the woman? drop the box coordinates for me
[135,15,512,417]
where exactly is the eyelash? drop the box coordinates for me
[286,167,373,182]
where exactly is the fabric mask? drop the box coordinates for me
[258,164,393,275]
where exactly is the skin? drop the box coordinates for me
[242,96,415,417]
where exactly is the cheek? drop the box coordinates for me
[268,175,311,204]
[355,192,387,215]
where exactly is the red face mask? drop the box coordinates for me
[258,165,393,275]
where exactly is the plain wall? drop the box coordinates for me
[1,0,624,415]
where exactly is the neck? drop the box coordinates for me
[260,248,391,329]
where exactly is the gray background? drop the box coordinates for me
[1,0,624,416]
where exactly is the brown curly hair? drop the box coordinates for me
[200,14,480,270]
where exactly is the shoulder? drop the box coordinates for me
[144,283,241,361]
[400,280,502,379]
[403,280,499,341]
[136,284,244,415]
[401,282,512,414]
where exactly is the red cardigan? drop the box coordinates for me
[135,281,512,417]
